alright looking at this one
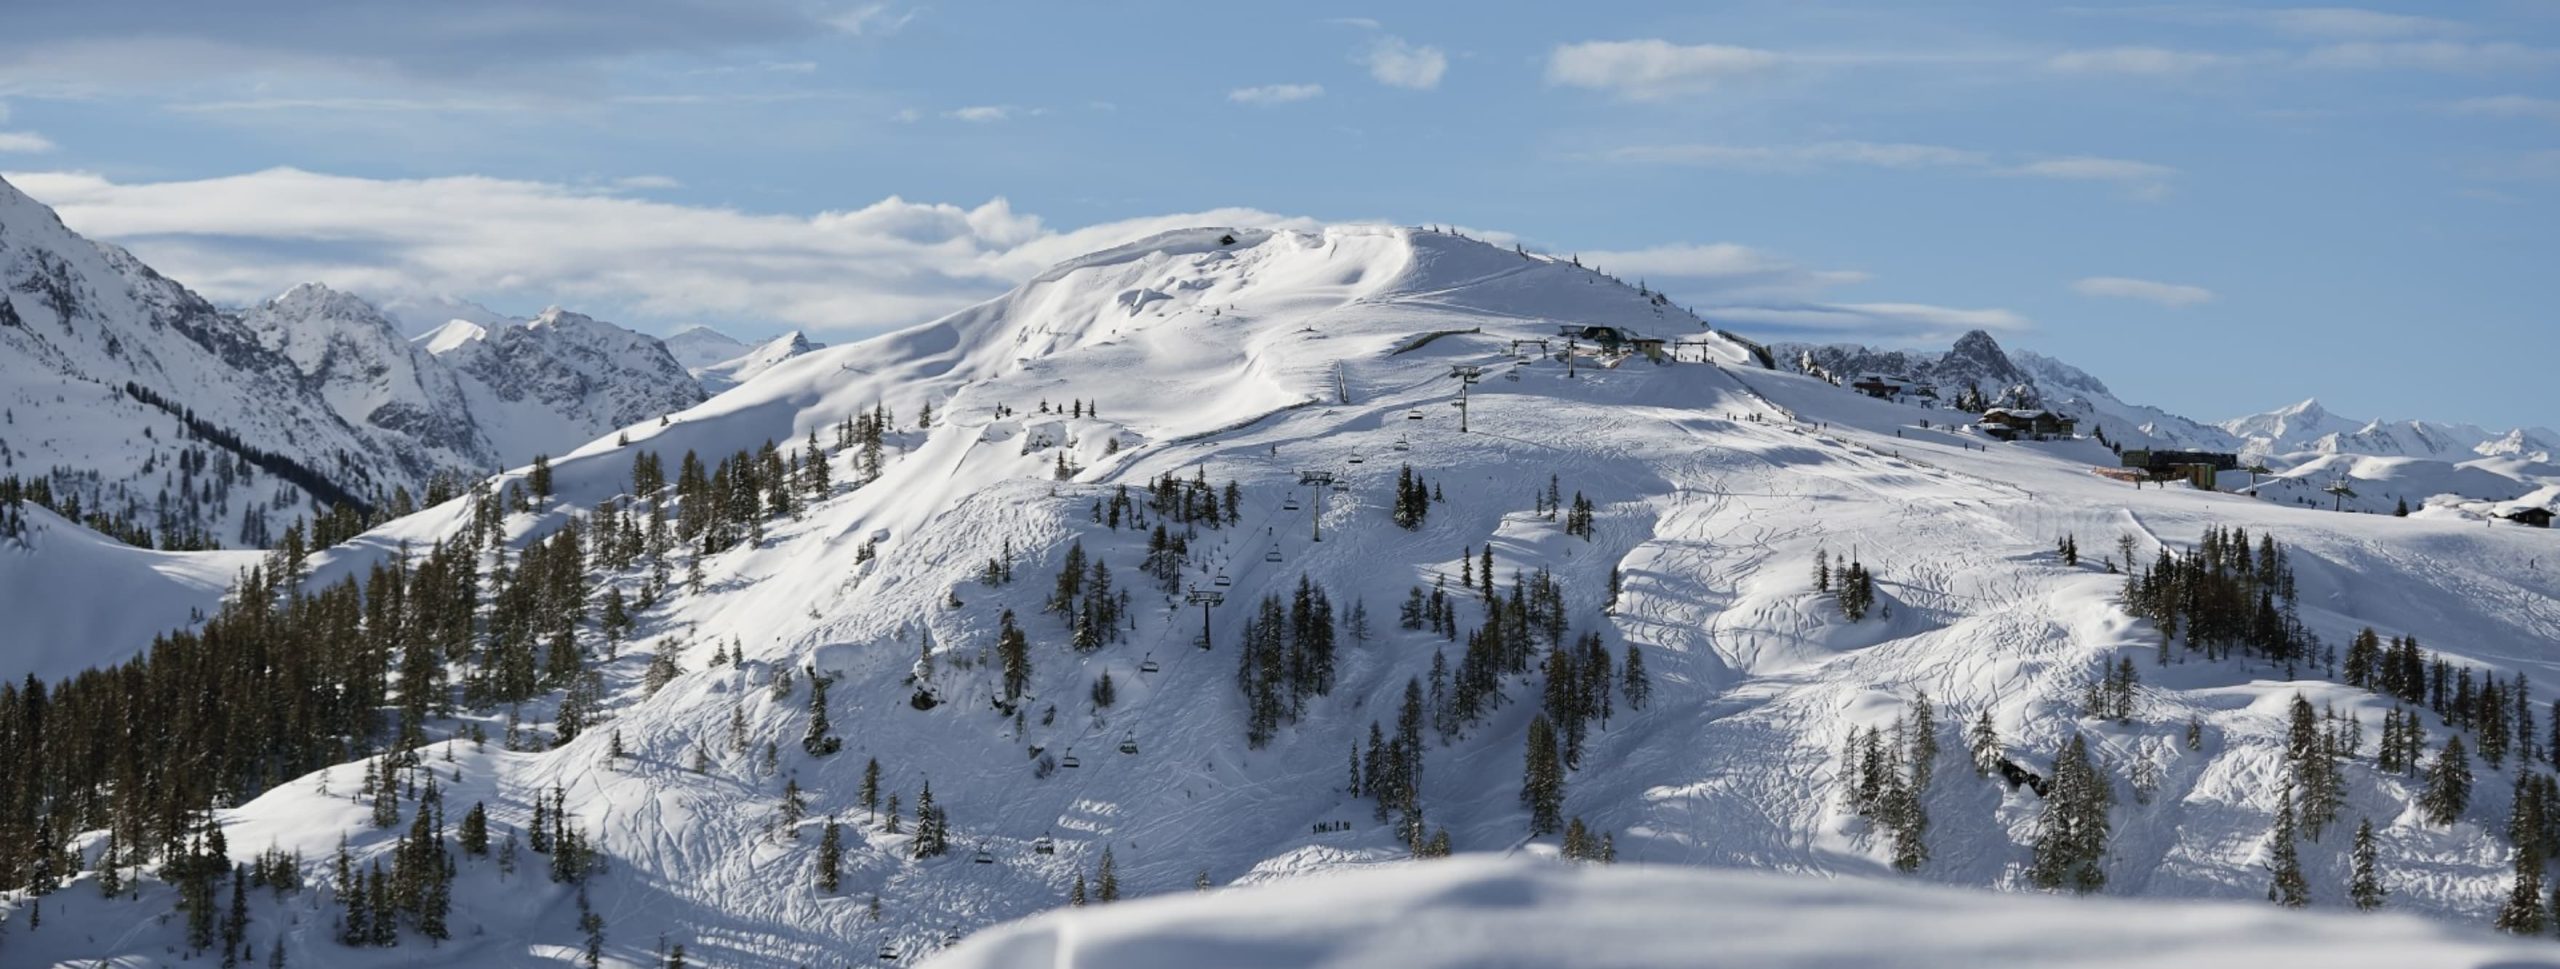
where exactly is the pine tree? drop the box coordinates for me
[2499,846,2547,934]
[1968,709,2000,776]
[2422,735,2473,825]
[1622,645,1650,711]
[781,777,808,832]
[998,609,1032,700]
[817,817,843,892]
[1070,873,1087,906]
[1522,715,1566,835]
[2349,817,2385,910]
[861,758,882,822]
[1097,846,1121,902]
[2266,783,2308,907]
[460,802,489,855]
[2028,734,2110,893]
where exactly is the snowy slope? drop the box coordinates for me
[9,225,2560,967]
[693,331,825,394]
[931,857,2552,969]
[0,505,258,682]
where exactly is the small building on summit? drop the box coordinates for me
[1978,408,2078,442]
[2503,506,2554,529]
[1557,324,1667,361]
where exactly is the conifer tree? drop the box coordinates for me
[2349,817,2385,910]
[1070,873,1087,906]
[2267,783,2308,907]
[2423,735,2473,825]
[999,610,1032,700]
[1968,709,2001,776]
[1522,715,1566,835]
[818,817,843,892]
[2028,734,2110,893]
[460,802,488,855]
[861,758,882,822]
[1097,847,1120,902]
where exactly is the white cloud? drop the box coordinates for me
[1579,242,1870,299]
[1607,141,1990,171]
[826,4,917,37]
[0,131,55,153]
[1364,36,1447,90]
[946,105,1013,123]
[2071,276,2215,308]
[2046,47,2243,75]
[1228,83,1324,105]
[2007,157,2177,182]
[2,167,1313,336]
[609,175,682,191]
[2259,8,2466,39]
[1324,17,1381,30]
[2451,95,2560,122]
[1546,39,1782,99]
[2302,41,2560,72]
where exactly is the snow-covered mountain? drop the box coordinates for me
[1776,331,2556,511]
[0,174,708,544]
[419,306,706,464]
[663,324,755,371]
[0,174,407,543]
[8,224,2560,967]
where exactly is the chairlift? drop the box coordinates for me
[1118,731,1139,755]
[1393,435,1410,452]
[944,927,963,945]
[1505,368,1522,382]
[1213,573,1232,588]
[1033,834,1057,855]
[1282,497,1301,512]
[973,842,995,865]
[1139,653,1161,674]
[1061,748,1081,769]
[1406,409,1424,421]
[878,943,899,961]
[1347,451,1365,465]
[1265,546,1283,563]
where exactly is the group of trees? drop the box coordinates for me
[1813,550,1879,621]
[1391,465,1437,530]
[1047,541,1132,653]
[2122,526,2316,669]
[1840,696,1938,873]
[1237,577,1342,747]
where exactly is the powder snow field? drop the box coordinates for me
[6,225,2560,966]
[928,856,2557,969]
[0,505,257,681]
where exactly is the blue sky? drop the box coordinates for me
[0,2,2553,428]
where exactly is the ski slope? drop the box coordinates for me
[7,225,2560,967]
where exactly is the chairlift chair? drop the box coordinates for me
[1139,653,1161,674]
[1213,573,1232,588]
[1393,435,1410,451]
[1060,748,1081,769]
[1033,834,1057,855]
[1282,497,1300,511]
[944,927,963,945]
[973,842,995,865]
[879,943,899,961]
[1118,731,1139,755]
[1265,546,1283,563]
[1406,409,1424,421]
[1347,451,1365,464]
